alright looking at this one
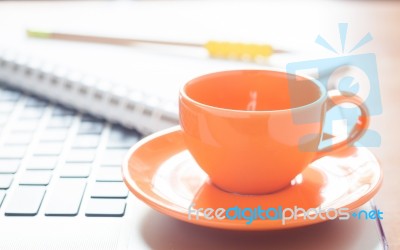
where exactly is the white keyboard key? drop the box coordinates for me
[0,146,27,158]
[4,132,34,145]
[59,164,91,178]
[19,171,52,185]
[33,142,64,156]
[85,199,126,217]
[45,178,86,216]
[0,89,20,101]
[96,167,123,182]
[47,116,74,128]
[25,96,48,107]
[100,149,128,166]
[0,159,20,173]
[5,186,46,216]
[11,120,40,132]
[52,106,76,116]
[40,129,69,141]
[25,156,58,170]
[107,125,139,148]
[66,149,96,163]
[0,174,14,189]
[91,182,128,198]
[78,121,104,134]
[19,107,44,119]
[72,135,100,148]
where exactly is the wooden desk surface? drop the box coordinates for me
[0,1,399,249]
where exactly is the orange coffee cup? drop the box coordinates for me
[179,70,369,194]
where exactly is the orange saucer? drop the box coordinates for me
[122,126,383,230]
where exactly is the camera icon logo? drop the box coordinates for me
[286,23,382,148]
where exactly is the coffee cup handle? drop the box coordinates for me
[313,90,370,161]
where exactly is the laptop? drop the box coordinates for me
[0,83,150,249]
[0,83,387,250]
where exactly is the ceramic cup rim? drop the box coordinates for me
[179,69,327,114]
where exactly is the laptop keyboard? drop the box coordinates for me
[0,84,140,217]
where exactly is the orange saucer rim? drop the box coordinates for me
[122,126,383,231]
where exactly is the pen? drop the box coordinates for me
[26,28,285,60]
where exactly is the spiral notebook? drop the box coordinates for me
[0,48,345,136]
[1,34,295,135]
[0,52,177,135]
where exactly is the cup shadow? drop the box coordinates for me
[139,209,371,250]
